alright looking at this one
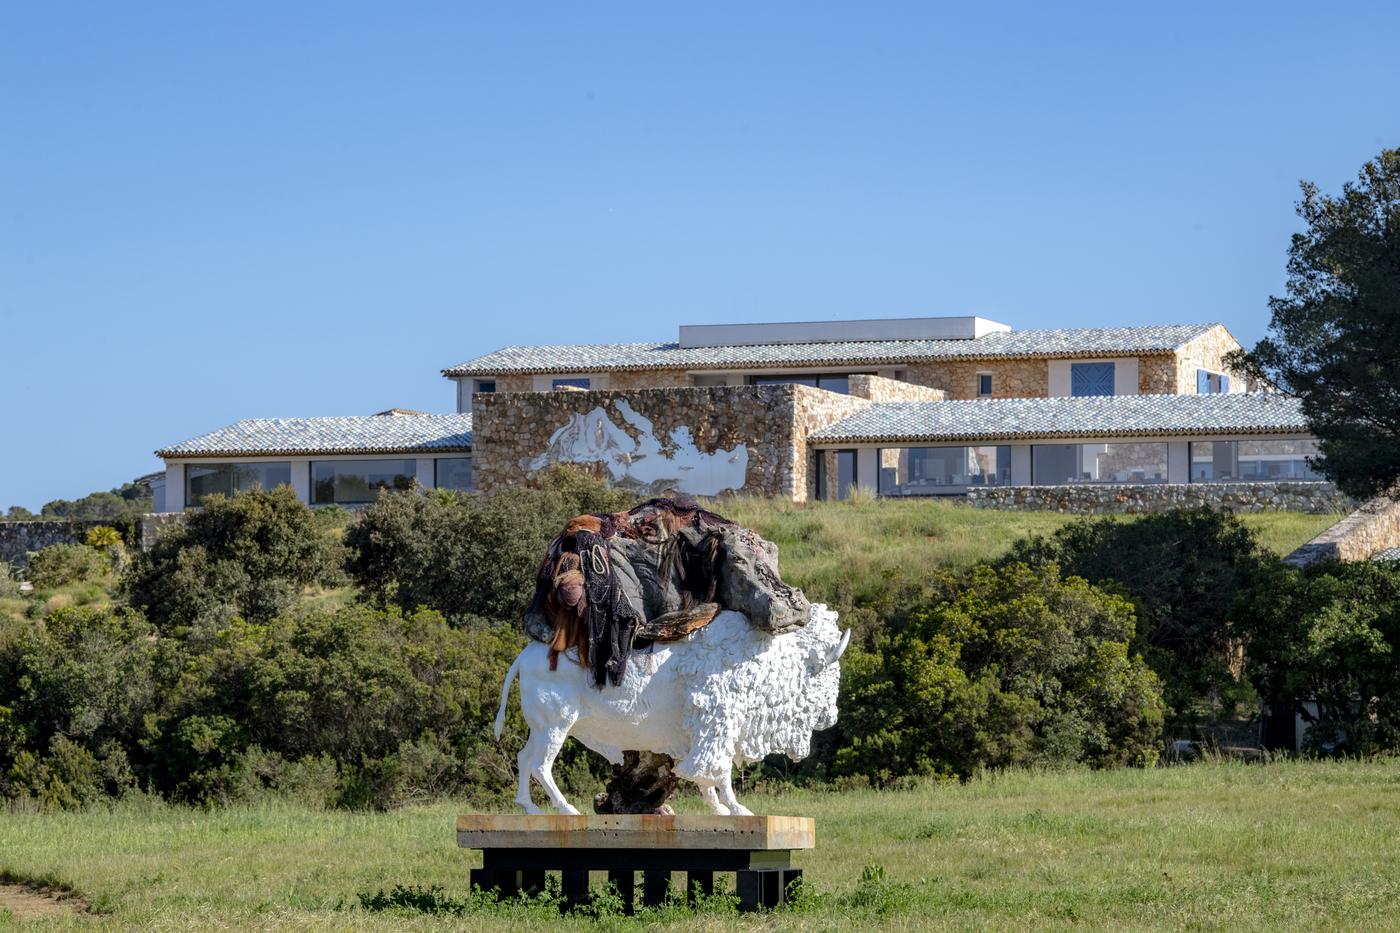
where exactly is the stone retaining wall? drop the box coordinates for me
[1284,496,1400,566]
[0,520,110,566]
[967,481,1350,515]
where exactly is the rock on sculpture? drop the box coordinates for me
[494,606,849,816]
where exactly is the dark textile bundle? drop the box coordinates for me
[576,529,640,687]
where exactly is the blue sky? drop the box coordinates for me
[1,2,1396,511]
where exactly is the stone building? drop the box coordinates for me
[154,315,1329,512]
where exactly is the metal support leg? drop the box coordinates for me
[608,870,635,914]
[520,869,546,896]
[469,867,492,896]
[642,869,669,907]
[561,869,589,913]
[781,868,803,903]
[687,870,714,905]
[494,869,521,899]
[737,869,784,911]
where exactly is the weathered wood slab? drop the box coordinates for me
[456,814,814,851]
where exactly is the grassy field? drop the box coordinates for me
[2,759,1397,930]
[722,497,1340,604]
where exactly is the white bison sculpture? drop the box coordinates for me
[495,604,850,816]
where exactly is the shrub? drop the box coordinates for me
[1003,510,1269,730]
[27,542,109,589]
[345,467,633,621]
[122,486,345,631]
[151,604,525,806]
[1236,560,1400,756]
[832,562,1164,781]
[0,561,21,599]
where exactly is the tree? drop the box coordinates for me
[1002,511,1269,731]
[1228,148,1400,499]
[122,486,345,631]
[832,562,1164,781]
[1235,560,1400,755]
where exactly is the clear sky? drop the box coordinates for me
[1,2,1396,511]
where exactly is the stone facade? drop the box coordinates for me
[473,384,873,501]
[846,374,947,403]
[1,520,111,567]
[903,359,1049,399]
[1284,496,1400,566]
[967,481,1350,515]
[1167,324,1246,394]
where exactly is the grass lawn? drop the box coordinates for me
[721,497,1340,604]
[2,759,1397,930]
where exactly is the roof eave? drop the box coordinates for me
[810,425,1306,445]
[442,347,1185,379]
[156,444,474,459]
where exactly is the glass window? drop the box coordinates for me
[877,446,1011,496]
[1032,443,1168,485]
[311,459,417,504]
[476,380,496,394]
[1196,369,1229,394]
[977,373,993,397]
[751,373,872,395]
[815,450,858,500]
[435,457,473,492]
[1190,439,1322,482]
[186,462,292,506]
[552,377,591,390]
[1071,362,1116,397]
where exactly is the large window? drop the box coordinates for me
[1190,439,1322,482]
[1071,362,1116,397]
[435,457,474,492]
[1196,369,1230,394]
[815,449,857,500]
[311,459,417,504]
[1032,443,1168,485]
[186,462,292,506]
[751,373,873,395]
[878,445,1010,496]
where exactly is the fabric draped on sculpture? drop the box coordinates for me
[523,496,811,689]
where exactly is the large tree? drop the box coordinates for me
[1229,148,1400,499]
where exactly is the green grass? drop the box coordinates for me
[720,497,1340,604]
[1,760,1398,930]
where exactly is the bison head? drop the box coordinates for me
[745,604,850,764]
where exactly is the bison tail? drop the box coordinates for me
[494,648,526,740]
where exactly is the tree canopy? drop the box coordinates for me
[1229,148,1400,499]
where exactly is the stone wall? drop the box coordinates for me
[903,359,1049,399]
[139,512,188,550]
[846,374,947,403]
[1284,496,1400,566]
[473,384,874,501]
[1,520,110,566]
[1172,325,1247,394]
[967,481,1351,515]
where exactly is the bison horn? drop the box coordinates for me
[828,628,852,665]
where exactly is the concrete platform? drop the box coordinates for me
[456,813,815,851]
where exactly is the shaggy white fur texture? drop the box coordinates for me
[495,605,848,816]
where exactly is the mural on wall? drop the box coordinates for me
[529,400,749,496]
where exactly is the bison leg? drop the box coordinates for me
[717,771,753,817]
[532,724,581,815]
[515,732,546,814]
[696,783,730,816]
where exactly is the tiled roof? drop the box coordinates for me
[442,323,1218,377]
[1373,547,1400,562]
[810,393,1309,444]
[157,413,473,458]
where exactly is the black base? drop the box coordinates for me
[470,850,801,912]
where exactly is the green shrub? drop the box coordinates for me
[345,467,633,621]
[832,562,1164,781]
[122,486,345,630]
[27,542,109,589]
[1003,510,1269,730]
[1236,560,1400,756]
[0,562,21,599]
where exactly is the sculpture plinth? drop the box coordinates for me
[458,813,813,912]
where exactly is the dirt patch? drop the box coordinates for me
[0,881,87,920]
